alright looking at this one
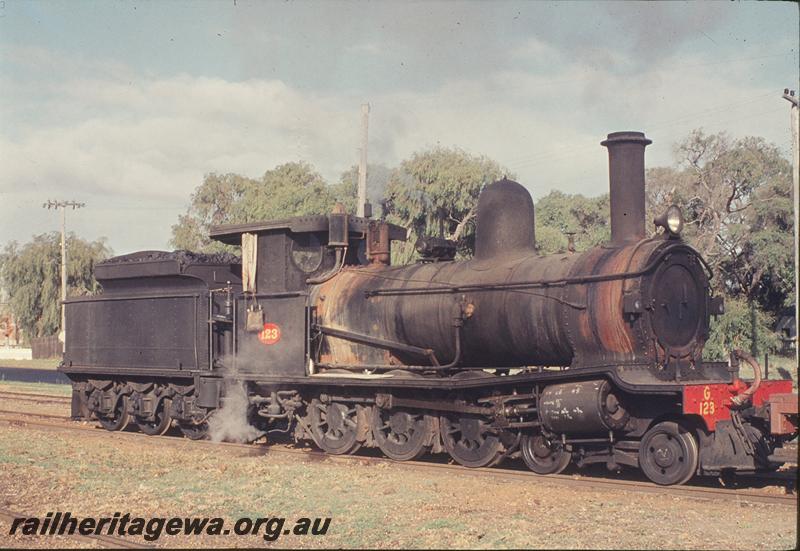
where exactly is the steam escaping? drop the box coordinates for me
[207,347,266,443]
[207,381,265,443]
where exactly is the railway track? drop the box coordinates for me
[0,407,795,507]
[0,390,72,404]
[0,408,67,420]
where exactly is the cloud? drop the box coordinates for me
[1,50,361,202]
[605,2,730,58]
[346,42,382,56]
[511,37,561,62]
[0,38,795,254]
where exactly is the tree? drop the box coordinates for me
[238,162,339,222]
[171,162,358,253]
[704,297,779,361]
[646,130,794,315]
[0,233,111,339]
[733,173,794,313]
[534,191,610,254]
[336,164,392,215]
[646,130,794,358]
[171,173,253,253]
[384,147,510,263]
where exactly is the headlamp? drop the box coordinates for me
[654,205,684,236]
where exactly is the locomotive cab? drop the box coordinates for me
[208,215,407,377]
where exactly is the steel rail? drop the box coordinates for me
[0,391,72,403]
[0,409,67,420]
[0,411,794,507]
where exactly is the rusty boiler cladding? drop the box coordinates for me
[312,131,711,372]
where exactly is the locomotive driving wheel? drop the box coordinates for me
[520,433,571,475]
[136,398,173,436]
[440,414,504,468]
[309,399,362,455]
[639,421,699,485]
[97,395,130,432]
[372,408,431,461]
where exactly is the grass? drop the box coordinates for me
[0,358,61,370]
[765,354,798,380]
[0,380,72,396]
[0,429,536,547]
[0,424,795,549]
[740,353,799,391]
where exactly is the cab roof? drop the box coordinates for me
[209,214,407,246]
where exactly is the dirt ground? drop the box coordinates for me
[0,384,797,550]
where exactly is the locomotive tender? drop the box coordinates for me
[61,131,797,485]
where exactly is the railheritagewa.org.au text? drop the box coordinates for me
[8,512,331,542]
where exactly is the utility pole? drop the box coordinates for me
[357,103,370,218]
[783,88,799,368]
[42,200,85,343]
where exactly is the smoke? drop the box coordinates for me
[207,380,264,443]
[207,346,265,443]
[367,164,392,206]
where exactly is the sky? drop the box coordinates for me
[0,0,798,255]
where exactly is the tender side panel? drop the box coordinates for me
[65,294,208,370]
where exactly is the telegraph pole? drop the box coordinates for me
[357,103,370,218]
[42,200,85,343]
[783,88,799,366]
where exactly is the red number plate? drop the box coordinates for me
[683,380,794,431]
[683,384,730,430]
[258,323,281,345]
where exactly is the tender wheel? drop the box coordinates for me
[521,433,571,475]
[372,408,431,461]
[309,399,362,455]
[178,421,208,440]
[136,398,173,436]
[639,421,699,486]
[440,414,504,468]
[97,395,130,432]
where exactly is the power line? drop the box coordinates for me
[42,199,85,344]
[505,97,783,172]
[513,105,788,197]
[505,91,773,168]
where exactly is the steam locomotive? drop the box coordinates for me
[61,131,797,485]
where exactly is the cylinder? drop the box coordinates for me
[539,380,629,434]
[601,131,652,245]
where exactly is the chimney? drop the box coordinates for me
[601,131,652,245]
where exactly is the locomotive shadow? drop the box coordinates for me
[82,416,796,494]
[265,430,798,494]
